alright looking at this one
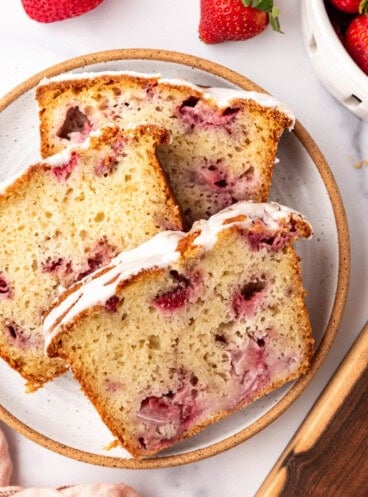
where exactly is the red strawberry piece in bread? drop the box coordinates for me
[345,14,368,74]
[21,0,104,23]
[199,0,281,44]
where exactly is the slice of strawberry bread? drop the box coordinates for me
[0,124,183,390]
[44,201,313,457]
[36,71,294,225]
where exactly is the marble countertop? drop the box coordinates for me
[0,1,367,496]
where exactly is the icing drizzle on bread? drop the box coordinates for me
[0,124,183,389]
[36,71,295,225]
[43,200,313,457]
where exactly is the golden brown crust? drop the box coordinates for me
[36,72,293,225]
[130,364,309,459]
[36,74,163,158]
[59,319,312,459]
[0,348,68,391]
[46,214,313,457]
[0,123,184,386]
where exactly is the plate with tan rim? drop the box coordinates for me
[0,48,350,469]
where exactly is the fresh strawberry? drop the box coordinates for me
[345,14,368,74]
[328,0,368,14]
[199,0,281,44]
[325,1,355,41]
[21,0,104,23]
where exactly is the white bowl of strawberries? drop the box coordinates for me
[302,0,368,119]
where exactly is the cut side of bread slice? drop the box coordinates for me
[0,124,183,390]
[36,71,295,225]
[45,201,313,457]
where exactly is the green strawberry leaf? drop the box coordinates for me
[241,0,283,33]
[246,0,273,10]
[269,6,282,33]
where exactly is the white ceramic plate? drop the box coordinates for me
[0,49,349,469]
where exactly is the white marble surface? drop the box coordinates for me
[0,0,367,496]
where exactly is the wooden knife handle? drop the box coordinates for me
[255,322,368,497]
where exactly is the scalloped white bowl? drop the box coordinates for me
[301,0,368,120]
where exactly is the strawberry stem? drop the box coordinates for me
[241,0,283,33]
[359,0,368,14]
[245,0,273,9]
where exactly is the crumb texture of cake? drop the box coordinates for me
[44,201,313,457]
[36,72,294,225]
[0,124,183,389]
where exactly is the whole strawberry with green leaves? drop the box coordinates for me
[21,0,104,23]
[199,0,282,44]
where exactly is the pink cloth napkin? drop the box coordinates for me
[0,429,12,488]
[0,428,140,497]
[0,485,140,497]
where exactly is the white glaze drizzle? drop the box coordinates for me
[202,87,295,126]
[44,124,149,166]
[191,201,310,250]
[0,126,111,194]
[44,127,106,166]
[38,71,295,126]
[43,230,184,351]
[0,124,166,194]
[43,201,311,351]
